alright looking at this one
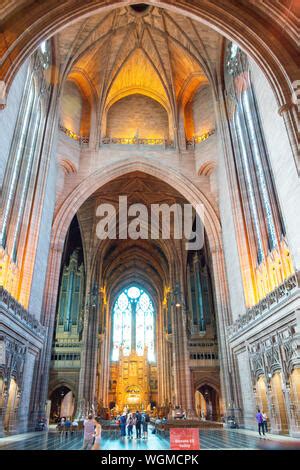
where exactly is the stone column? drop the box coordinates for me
[171,278,193,412]
[96,333,105,406]
[157,303,164,407]
[77,280,101,416]
[17,350,36,433]
[102,303,111,408]
[0,378,9,437]
[193,254,205,331]
[89,100,100,149]
[209,245,239,421]
[33,243,63,424]
[282,382,295,436]
[166,340,172,404]
[186,265,194,330]
[78,303,99,411]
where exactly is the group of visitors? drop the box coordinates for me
[117,410,150,440]
[56,417,79,436]
[255,409,268,437]
[56,415,101,450]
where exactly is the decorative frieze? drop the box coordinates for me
[248,324,300,383]
[101,136,174,148]
[0,336,26,386]
[227,273,299,338]
[0,286,46,339]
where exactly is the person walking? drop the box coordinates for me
[92,421,102,450]
[59,417,65,438]
[65,417,72,437]
[142,412,149,439]
[120,413,127,439]
[256,409,265,437]
[135,411,142,439]
[126,413,134,439]
[82,414,96,450]
[262,411,268,434]
[71,419,78,435]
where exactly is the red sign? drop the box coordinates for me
[170,428,200,450]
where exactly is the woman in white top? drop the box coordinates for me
[92,421,102,450]
[262,412,268,433]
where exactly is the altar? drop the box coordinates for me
[109,348,154,412]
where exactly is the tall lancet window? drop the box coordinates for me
[112,286,155,362]
[0,39,53,306]
[224,42,293,303]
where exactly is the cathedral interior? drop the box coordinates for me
[0,0,299,449]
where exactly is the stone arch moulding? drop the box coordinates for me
[48,381,76,399]
[198,161,217,177]
[105,89,170,115]
[195,379,220,394]
[52,159,221,254]
[44,160,224,326]
[39,159,232,409]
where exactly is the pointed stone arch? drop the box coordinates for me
[37,158,233,418]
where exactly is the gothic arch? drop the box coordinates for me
[51,160,221,252]
[195,379,220,395]
[38,159,232,411]
[48,380,76,399]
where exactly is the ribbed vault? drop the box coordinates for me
[57,5,213,126]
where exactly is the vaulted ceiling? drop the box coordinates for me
[56,5,220,114]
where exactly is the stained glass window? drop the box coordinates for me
[112,286,155,362]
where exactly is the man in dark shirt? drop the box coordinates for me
[256,409,265,437]
[65,417,72,437]
[135,411,142,439]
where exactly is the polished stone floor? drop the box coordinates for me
[0,428,269,450]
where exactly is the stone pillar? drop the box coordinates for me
[283,383,296,437]
[166,340,172,404]
[186,265,194,329]
[193,253,205,331]
[157,303,164,407]
[0,378,9,437]
[177,105,187,152]
[286,380,300,438]
[209,245,239,421]
[103,303,111,408]
[17,350,36,433]
[33,243,63,425]
[264,379,276,433]
[171,281,192,412]
[96,333,105,406]
[89,102,100,149]
[78,295,100,412]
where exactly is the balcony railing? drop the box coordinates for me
[186,129,216,149]
[101,136,175,148]
[59,123,89,145]
[227,272,299,338]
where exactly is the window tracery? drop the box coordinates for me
[112,286,155,362]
